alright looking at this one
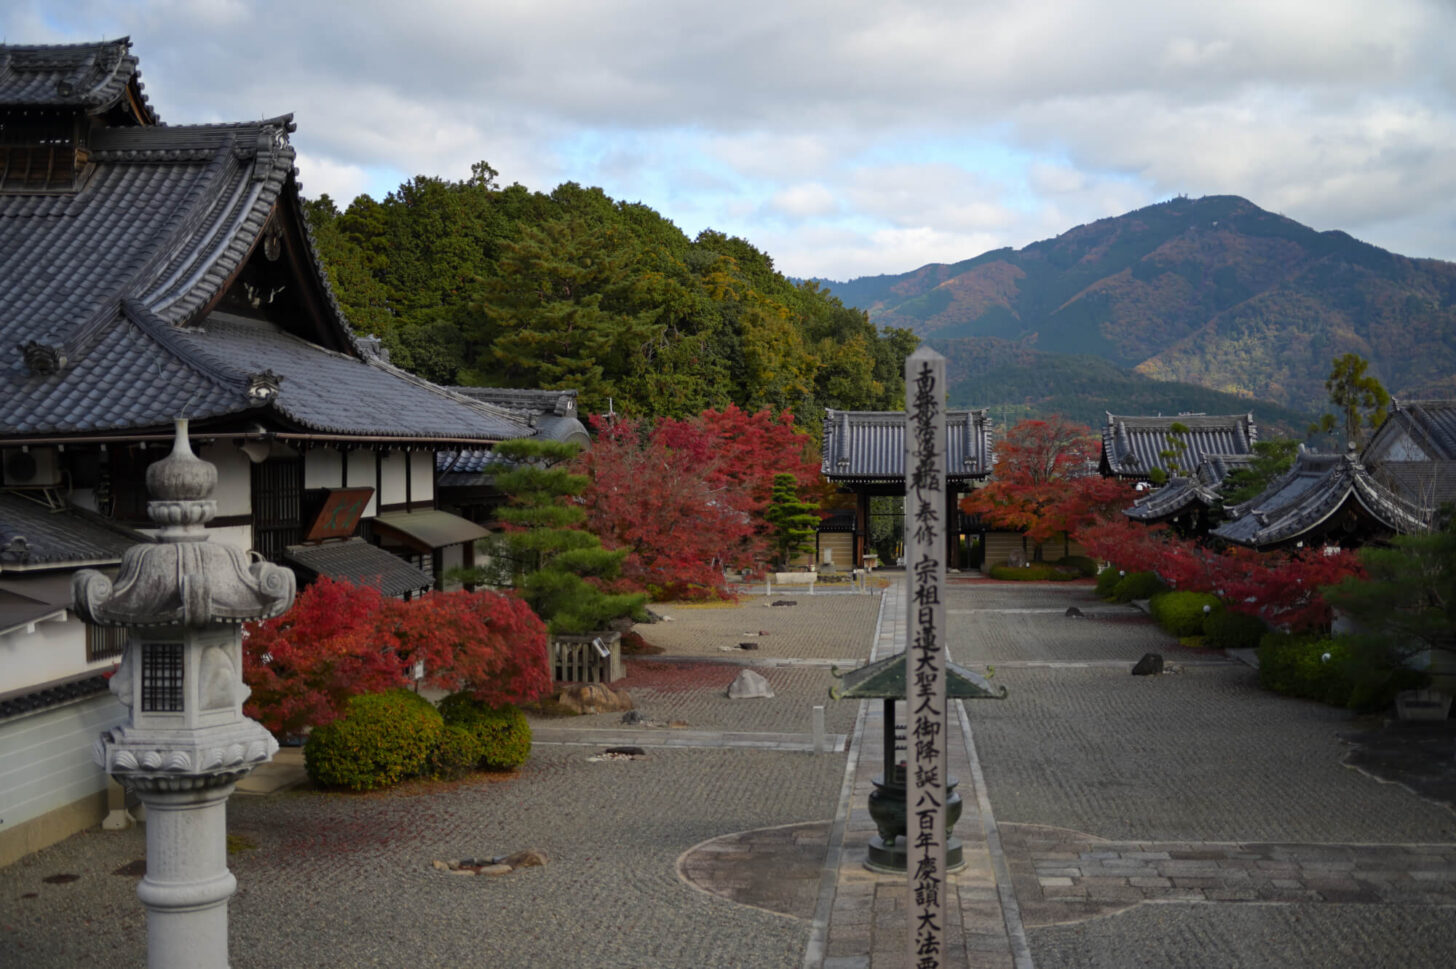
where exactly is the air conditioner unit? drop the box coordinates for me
[2,447,62,487]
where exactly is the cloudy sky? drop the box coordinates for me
[6,0,1455,280]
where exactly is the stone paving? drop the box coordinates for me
[5,576,1456,968]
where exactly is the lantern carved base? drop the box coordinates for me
[96,719,278,779]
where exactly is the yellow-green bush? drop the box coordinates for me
[438,692,533,770]
[304,690,443,791]
[1203,609,1267,650]
[428,724,486,780]
[1149,590,1223,637]
[988,562,1085,581]
[1110,571,1166,603]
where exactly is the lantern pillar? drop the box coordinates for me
[74,420,295,969]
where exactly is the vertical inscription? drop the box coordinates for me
[905,346,947,969]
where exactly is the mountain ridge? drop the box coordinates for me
[820,195,1456,418]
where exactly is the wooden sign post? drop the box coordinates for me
[904,345,947,969]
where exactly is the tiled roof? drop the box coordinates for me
[1101,413,1257,478]
[175,315,533,440]
[822,409,993,482]
[0,672,110,721]
[449,387,590,445]
[1210,448,1430,548]
[0,492,146,570]
[1124,454,1254,523]
[0,38,155,121]
[1366,400,1456,463]
[452,387,579,417]
[0,40,534,446]
[284,539,433,599]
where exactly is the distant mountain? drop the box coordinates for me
[823,196,1456,417]
[931,337,1311,437]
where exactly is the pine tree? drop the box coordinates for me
[764,472,819,570]
[476,439,646,635]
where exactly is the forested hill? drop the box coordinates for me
[823,195,1456,416]
[303,165,918,429]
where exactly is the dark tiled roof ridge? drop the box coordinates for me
[142,132,295,324]
[0,36,155,122]
[123,301,253,401]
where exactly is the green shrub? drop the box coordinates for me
[988,562,1081,581]
[1256,633,1352,707]
[1203,609,1268,651]
[1110,571,1166,603]
[1095,567,1122,599]
[1057,555,1099,577]
[428,724,486,780]
[304,690,443,791]
[1149,591,1223,637]
[438,693,533,770]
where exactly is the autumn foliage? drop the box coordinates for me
[960,417,1137,560]
[243,578,550,736]
[1078,517,1364,631]
[576,404,822,597]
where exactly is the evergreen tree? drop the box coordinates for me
[477,439,646,635]
[764,472,820,569]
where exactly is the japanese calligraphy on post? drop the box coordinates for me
[904,345,947,969]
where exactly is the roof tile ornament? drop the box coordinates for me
[73,419,295,628]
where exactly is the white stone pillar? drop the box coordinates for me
[134,782,238,969]
[904,345,948,969]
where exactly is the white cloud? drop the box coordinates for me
[5,0,1456,276]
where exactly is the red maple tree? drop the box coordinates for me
[960,417,1134,560]
[242,578,550,736]
[1079,517,1365,631]
[576,405,822,597]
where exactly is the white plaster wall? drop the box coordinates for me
[199,442,252,517]
[439,544,463,589]
[347,450,378,515]
[304,447,344,489]
[411,451,434,504]
[378,451,408,508]
[0,694,127,834]
[0,614,103,690]
[203,524,253,552]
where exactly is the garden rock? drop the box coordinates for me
[502,850,548,869]
[727,669,774,699]
[1131,653,1164,676]
[1065,606,1084,618]
[555,684,634,715]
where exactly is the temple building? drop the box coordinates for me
[0,38,538,863]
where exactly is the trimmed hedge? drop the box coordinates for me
[1095,567,1122,599]
[438,692,533,770]
[428,724,486,780]
[1057,555,1099,577]
[1203,609,1268,651]
[1110,571,1166,603]
[1149,590,1223,637]
[987,562,1083,581]
[1256,634,1351,707]
[305,690,443,791]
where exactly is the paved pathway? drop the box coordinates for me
[6,577,1456,968]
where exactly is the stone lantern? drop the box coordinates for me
[73,420,295,969]
[830,652,1006,873]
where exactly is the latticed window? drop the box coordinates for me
[85,624,126,663]
[0,115,82,193]
[251,457,303,563]
[140,642,184,712]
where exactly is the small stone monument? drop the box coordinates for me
[73,420,295,969]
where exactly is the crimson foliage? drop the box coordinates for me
[243,578,550,736]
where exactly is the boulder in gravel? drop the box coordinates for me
[502,850,548,870]
[555,683,634,714]
[1065,606,1084,618]
[727,669,774,698]
[1131,653,1164,676]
